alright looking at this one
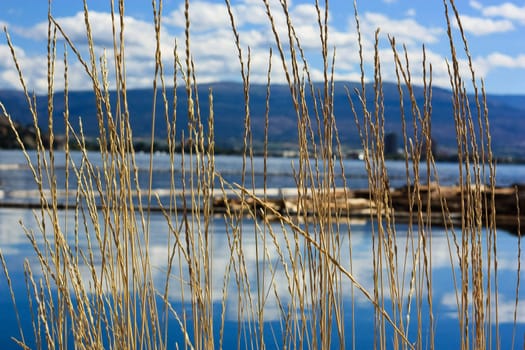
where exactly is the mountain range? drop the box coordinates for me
[1,81,524,158]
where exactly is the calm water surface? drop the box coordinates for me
[0,150,524,349]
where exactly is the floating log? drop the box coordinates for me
[211,184,524,235]
[1,184,523,235]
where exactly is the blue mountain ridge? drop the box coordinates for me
[1,81,524,157]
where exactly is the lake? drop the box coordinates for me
[0,150,524,349]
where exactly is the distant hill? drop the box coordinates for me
[0,113,56,149]
[1,82,524,158]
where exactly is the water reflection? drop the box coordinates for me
[3,150,522,203]
[1,149,524,348]
[1,208,523,348]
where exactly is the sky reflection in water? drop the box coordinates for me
[0,150,524,348]
[0,208,523,349]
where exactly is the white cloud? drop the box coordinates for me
[0,44,14,68]
[469,0,483,11]
[457,15,514,36]
[290,3,321,27]
[3,11,180,92]
[20,11,113,46]
[16,11,167,62]
[486,52,525,68]
[164,1,232,31]
[0,2,451,93]
[0,42,50,91]
[1,0,522,95]
[0,69,25,90]
[481,2,525,25]
[472,52,525,79]
[405,9,416,18]
[164,0,283,31]
[361,12,443,46]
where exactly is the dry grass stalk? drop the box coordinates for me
[0,0,521,349]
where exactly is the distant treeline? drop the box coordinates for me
[2,115,524,163]
[0,116,61,149]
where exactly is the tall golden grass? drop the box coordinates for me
[0,0,521,349]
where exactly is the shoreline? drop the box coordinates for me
[1,184,523,235]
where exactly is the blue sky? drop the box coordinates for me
[1,0,524,94]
